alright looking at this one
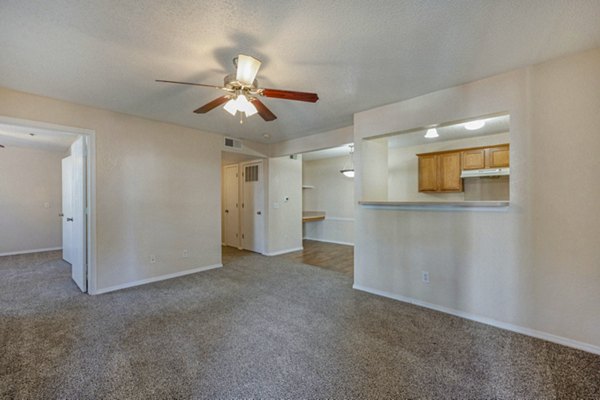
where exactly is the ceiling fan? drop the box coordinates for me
[156,54,319,122]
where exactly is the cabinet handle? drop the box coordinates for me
[67,218,74,222]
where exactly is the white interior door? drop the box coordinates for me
[223,164,240,248]
[61,156,73,264]
[241,161,265,253]
[70,137,87,292]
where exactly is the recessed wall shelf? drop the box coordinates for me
[302,211,325,222]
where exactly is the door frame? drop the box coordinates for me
[0,116,97,293]
[61,156,74,264]
[222,163,241,249]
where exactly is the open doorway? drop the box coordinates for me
[282,144,355,276]
[0,117,95,293]
[221,151,266,265]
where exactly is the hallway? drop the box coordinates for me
[222,240,354,277]
[282,240,353,277]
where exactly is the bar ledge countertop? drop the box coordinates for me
[358,200,509,208]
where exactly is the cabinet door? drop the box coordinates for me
[462,149,485,170]
[418,155,438,192]
[487,146,510,168]
[438,152,463,192]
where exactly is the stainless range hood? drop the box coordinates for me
[461,168,510,178]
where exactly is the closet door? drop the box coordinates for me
[241,161,265,254]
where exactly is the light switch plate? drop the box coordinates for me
[422,271,430,283]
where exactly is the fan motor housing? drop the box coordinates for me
[224,73,258,90]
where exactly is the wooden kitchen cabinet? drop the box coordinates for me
[417,143,509,193]
[438,152,463,191]
[417,151,463,193]
[418,154,438,192]
[462,144,509,169]
[487,145,510,167]
[462,148,486,170]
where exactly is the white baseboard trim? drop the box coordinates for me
[91,263,223,295]
[0,247,62,257]
[303,237,354,246]
[324,216,355,222]
[263,247,304,256]
[352,284,600,356]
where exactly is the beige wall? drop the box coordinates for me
[387,133,510,202]
[353,48,600,352]
[265,155,303,255]
[0,87,240,293]
[0,146,64,255]
[303,156,354,245]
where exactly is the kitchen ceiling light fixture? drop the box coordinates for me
[465,120,486,130]
[340,144,355,178]
[341,169,355,178]
[424,128,439,138]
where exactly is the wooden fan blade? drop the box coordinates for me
[156,79,226,90]
[193,96,231,114]
[261,88,319,103]
[250,98,277,121]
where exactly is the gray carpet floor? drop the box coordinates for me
[1,250,600,399]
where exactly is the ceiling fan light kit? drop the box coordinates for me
[235,54,262,86]
[156,54,319,123]
[223,94,258,118]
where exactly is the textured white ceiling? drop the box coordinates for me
[1,1,599,144]
[387,115,510,148]
[0,123,76,152]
